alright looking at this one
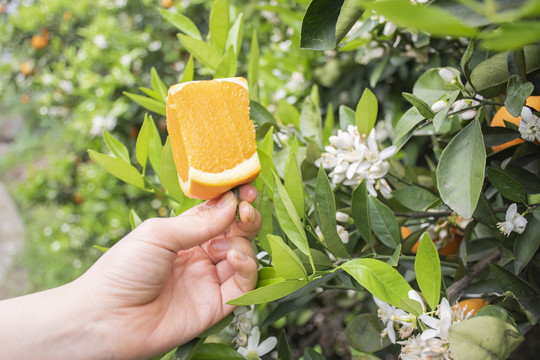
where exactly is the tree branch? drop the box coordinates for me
[447,248,501,302]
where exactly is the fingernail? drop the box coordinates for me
[217,191,235,208]
[212,238,231,252]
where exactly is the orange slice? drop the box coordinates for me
[166,77,261,200]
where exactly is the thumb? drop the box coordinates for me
[138,191,238,253]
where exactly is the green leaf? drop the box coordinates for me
[300,0,345,50]
[284,150,305,219]
[151,67,168,102]
[461,40,475,87]
[191,343,244,360]
[412,68,461,105]
[103,130,130,162]
[257,186,272,254]
[393,107,424,149]
[250,101,276,126]
[369,0,476,38]
[174,338,204,360]
[486,167,527,203]
[399,298,423,316]
[436,119,486,219]
[323,103,335,147]
[123,92,166,116]
[368,195,400,249]
[299,97,323,148]
[157,348,177,360]
[339,104,356,129]
[514,207,540,274]
[392,186,438,212]
[178,34,222,70]
[261,292,317,328]
[433,90,460,133]
[88,150,145,190]
[136,114,151,169]
[402,92,435,120]
[214,46,237,78]
[315,166,349,258]
[277,100,300,129]
[346,313,391,352]
[181,56,194,83]
[504,76,534,117]
[159,8,202,40]
[228,278,307,305]
[448,316,524,360]
[269,235,307,279]
[147,115,163,176]
[129,209,142,230]
[415,232,441,310]
[226,13,244,56]
[341,258,413,307]
[480,21,540,51]
[208,0,229,53]
[159,137,184,202]
[467,44,540,98]
[278,330,293,360]
[303,348,325,360]
[248,29,260,101]
[335,0,364,45]
[139,87,162,101]
[273,174,311,257]
[355,88,378,136]
[255,150,276,199]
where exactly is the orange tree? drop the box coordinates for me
[4,0,540,359]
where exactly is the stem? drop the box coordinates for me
[446,248,501,301]
[393,209,454,219]
[386,173,437,195]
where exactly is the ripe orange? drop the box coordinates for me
[20,61,34,76]
[457,298,489,316]
[161,0,173,8]
[31,34,48,50]
[166,77,261,200]
[400,226,413,240]
[491,96,540,152]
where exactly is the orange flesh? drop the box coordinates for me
[166,78,259,199]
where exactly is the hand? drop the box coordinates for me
[77,184,261,360]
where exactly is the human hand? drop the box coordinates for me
[77,184,261,360]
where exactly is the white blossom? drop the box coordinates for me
[383,21,398,36]
[519,106,540,142]
[93,34,108,49]
[373,296,410,344]
[237,327,277,360]
[335,211,350,223]
[419,298,451,341]
[431,100,447,113]
[315,126,396,197]
[230,306,255,347]
[438,68,456,84]
[398,335,426,360]
[497,203,528,236]
[337,225,349,244]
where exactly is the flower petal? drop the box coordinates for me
[257,336,278,356]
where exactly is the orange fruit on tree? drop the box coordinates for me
[20,61,34,76]
[457,298,489,316]
[161,0,173,8]
[31,33,48,50]
[491,96,540,152]
[166,77,261,200]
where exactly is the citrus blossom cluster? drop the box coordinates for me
[315,126,396,197]
[374,292,474,360]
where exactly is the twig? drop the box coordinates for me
[447,248,501,301]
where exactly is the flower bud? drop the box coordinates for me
[459,109,476,120]
[336,211,350,223]
[439,68,456,83]
[431,100,448,113]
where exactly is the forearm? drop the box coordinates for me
[0,280,112,360]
